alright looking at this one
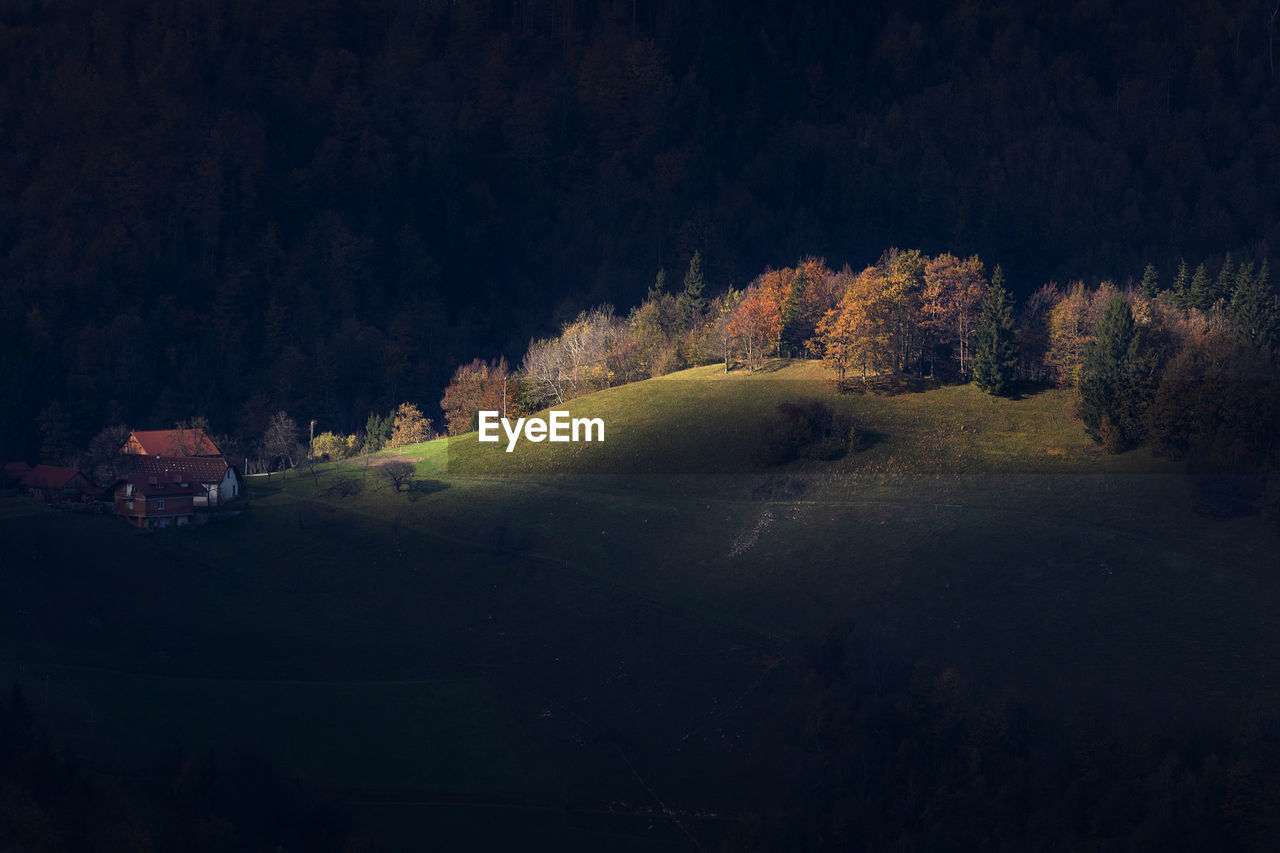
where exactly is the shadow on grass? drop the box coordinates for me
[405,479,448,501]
[850,428,889,452]
[245,479,284,500]
[834,375,1059,401]
[836,374,942,396]
[752,358,796,374]
[1001,380,1058,401]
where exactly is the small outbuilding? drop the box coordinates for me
[19,465,100,504]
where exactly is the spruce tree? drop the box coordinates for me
[1213,253,1234,305]
[677,250,705,326]
[1079,295,1154,451]
[972,266,1019,395]
[1172,259,1190,305]
[1189,263,1212,310]
[1229,258,1278,348]
[779,263,810,357]
[1139,262,1159,298]
[647,267,667,302]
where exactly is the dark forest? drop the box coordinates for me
[2,0,1279,456]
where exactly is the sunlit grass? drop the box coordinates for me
[391,360,1173,478]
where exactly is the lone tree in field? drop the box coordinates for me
[971,266,1019,395]
[380,460,415,492]
[387,403,432,448]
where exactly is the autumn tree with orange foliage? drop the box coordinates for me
[869,248,928,372]
[777,257,838,357]
[922,253,987,377]
[1044,281,1121,387]
[809,267,894,385]
[440,357,516,436]
[728,275,784,371]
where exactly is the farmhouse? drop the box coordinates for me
[120,428,221,457]
[19,464,101,503]
[114,473,200,529]
[126,455,241,507]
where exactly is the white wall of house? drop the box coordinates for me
[199,468,241,507]
[223,467,239,500]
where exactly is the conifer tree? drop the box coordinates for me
[1079,295,1154,451]
[677,250,705,326]
[1213,253,1234,305]
[779,263,810,357]
[363,411,393,452]
[1172,259,1190,305]
[971,265,1019,395]
[1229,258,1278,348]
[1189,263,1212,310]
[1234,260,1255,295]
[991,264,1007,293]
[647,268,667,302]
[1139,262,1159,298]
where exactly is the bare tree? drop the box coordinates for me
[520,305,619,408]
[380,460,416,493]
[263,411,298,480]
[299,446,324,496]
[172,416,213,455]
[87,424,132,484]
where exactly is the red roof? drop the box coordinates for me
[122,473,202,497]
[124,429,221,457]
[128,455,231,484]
[20,465,89,490]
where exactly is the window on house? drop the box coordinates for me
[156,500,165,510]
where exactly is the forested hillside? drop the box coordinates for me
[2,0,1278,456]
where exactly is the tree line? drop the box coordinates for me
[437,249,1279,487]
[26,246,1279,495]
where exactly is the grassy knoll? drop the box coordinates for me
[430,361,1167,477]
[1,361,1276,848]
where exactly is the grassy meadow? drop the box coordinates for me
[2,361,1276,848]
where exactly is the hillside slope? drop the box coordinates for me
[425,361,1167,478]
[2,364,1275,849]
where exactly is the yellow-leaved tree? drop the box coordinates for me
[387,403,432,448]
[809,267,894,385]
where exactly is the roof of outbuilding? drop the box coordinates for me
[20,464,87,490]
